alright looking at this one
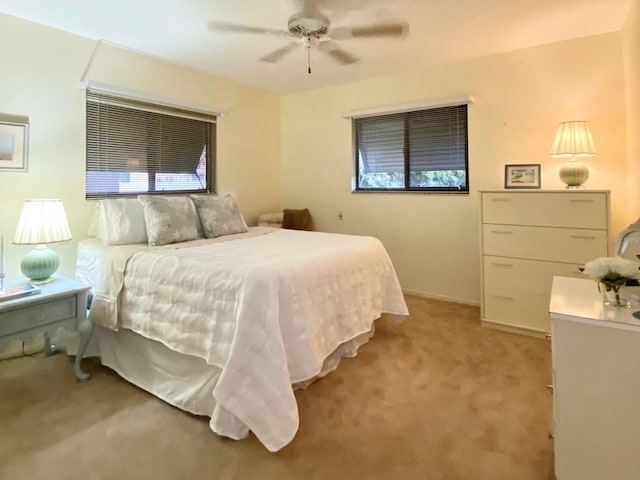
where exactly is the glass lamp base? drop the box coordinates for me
[21,244,59,283]
[559,160,590,188]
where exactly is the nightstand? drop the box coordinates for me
[0,275,92,380]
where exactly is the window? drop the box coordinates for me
[354,104,468,192]
[86,90,216,199]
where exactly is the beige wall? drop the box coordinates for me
[624,0,640,214]
[281,33,627,304]
[0,13,631,306]
[0,14,282,280]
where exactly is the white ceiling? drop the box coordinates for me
[0,0,632,95]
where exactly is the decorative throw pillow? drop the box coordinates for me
[138,195,199,246]
[97,198,148,245]
[191,194,248,238]
[282,208,312,231]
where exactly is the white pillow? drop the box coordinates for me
[98,198,148,245]
[138,195,200,246]
[86,202,100,237]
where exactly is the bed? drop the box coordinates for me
[76,195,408,452]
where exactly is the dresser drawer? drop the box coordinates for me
[483,256,583,295]
[483,225,608,264]
[0,297,77,335]
[482,192,608,229]
[483,289,550,332]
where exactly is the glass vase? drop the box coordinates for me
[601,284,631,308]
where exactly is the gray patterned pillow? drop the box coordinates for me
[191,194,248,238]
[138,195,200,246]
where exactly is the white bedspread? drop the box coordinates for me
[78,227,408,451]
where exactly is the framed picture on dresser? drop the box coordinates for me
[504,164,541,189]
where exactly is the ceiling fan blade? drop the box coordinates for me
[325,48,358,65]
[208,21,291,38]
[260,43,299,63]
[330,22,409,40]
[318,41,358,65]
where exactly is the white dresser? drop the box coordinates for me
[479,190,610,335]
[550,276,640,480]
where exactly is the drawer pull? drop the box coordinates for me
[545,332,552,339]
[493,295,515,301]
[546,384,554,391]
[490,262,514,268]
[490,198,511,202]
[569,199,594,203]
[490,230,513,234]
[570,234,596,240]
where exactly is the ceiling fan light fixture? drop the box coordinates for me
[287,12,330,36]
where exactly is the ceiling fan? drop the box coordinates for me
[207,1,409,73]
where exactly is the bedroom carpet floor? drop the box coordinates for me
[0,295,554,480]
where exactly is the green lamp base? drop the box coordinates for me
[21,244,60,284]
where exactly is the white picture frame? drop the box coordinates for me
[0,120,29,173]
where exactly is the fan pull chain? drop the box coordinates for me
[307,46,311,74]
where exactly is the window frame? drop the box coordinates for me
[85,90,217,200]
[352,104,469,194]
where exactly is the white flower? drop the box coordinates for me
[609,256,640,278]
[583,257,612,279]
[583,256,640,281]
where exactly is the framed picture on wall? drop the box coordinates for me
[504,164,541,189]
[0,119,29,173]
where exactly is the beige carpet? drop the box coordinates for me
[0,295,554,480]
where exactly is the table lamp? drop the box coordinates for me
[550,120,596,189]
[13,199,72,283]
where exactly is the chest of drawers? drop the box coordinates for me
[550,276,640,479]
[479,190,610,335]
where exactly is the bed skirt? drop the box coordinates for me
[84,323,376,440]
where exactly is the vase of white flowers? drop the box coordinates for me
[582,256,640,308]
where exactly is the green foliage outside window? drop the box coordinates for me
[358,169,466,189]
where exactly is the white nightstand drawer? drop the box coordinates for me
[1,297,77,334]
[483,256,583,295]
[484,289,550,332]
[483,225,607,264]
[482,192,608,229]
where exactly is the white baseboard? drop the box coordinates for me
[0,338,45,360]
[402,289,480,307]
[481,318,548,339]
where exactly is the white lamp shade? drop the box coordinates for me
[13,199,72,245]
[550,121,597,158]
